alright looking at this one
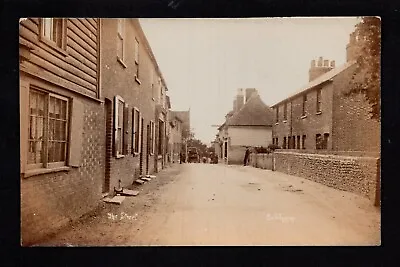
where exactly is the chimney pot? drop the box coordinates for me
[330,60,335,67]
[311,59,316,67]
[318,57,323,66]
[323,60,329,67]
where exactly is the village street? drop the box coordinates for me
[39,163,380,246]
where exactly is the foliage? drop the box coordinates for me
[346,16,381,121]
[267,144,281,151]
[254,146,270,154]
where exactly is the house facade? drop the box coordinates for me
[19,18,104,245]
[100,18,170,194]
[19,18,173,245]
[271,36,380,154]
[216,88,274,165]
[270,31,380,205]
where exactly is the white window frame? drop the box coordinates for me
[132,107,141,155]
[39,18,67,53]
[114,95,125,158]
[117,19,126,65]
[27,88,70,170]
[134,38,140,82]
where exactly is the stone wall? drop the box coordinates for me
[274,151,380,204]
[249,153,273,170]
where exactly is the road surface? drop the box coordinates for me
[40,163,380,246]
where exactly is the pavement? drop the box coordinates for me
[37,163,381,246]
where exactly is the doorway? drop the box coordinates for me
[139,117,144,175]
[103,98,112,193]
[146,123,150,175]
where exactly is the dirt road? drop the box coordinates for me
[39,163,380,246]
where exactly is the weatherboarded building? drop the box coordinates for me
[217,88,274,165]
[19,18,104,245]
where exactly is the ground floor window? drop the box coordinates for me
[302,135,306,149]
[28,88,69,169]
[283,137,287,149]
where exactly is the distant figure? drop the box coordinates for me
[244,147,250,166]
[179,152,183,164]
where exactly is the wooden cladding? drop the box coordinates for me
[19,18,99,99]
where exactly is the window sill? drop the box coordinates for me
[316,111,322,115]
[116,155,125,159]
[135,77,141,85]
[39,36,68,57]
[157,155,162,159]
[133,152,140,156]
[283,120,287,123]
[275,122,279,125]
[117,57,127,68]
[150,153,154,156]
[23,166,71,178]
[301,115,307,119]
[152,97,155,101]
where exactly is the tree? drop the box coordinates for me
[346,16,381,121]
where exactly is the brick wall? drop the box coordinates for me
[101,19,157,190]
[332,66,381,152]
[21,97,105,246]
[272,82,333,150]
[274,151,379,204]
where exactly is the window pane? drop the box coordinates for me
[54,19,63,47]
[55,98,61,119]
[117,37,123,59]
[60,120,67,141]
[118,100,123,128]
[48,141,55,162]
[29,116,36,139]
[49,119,55,141]
[55,142,61,162]
[30,91,37,115]
[28,141,35,164]
[37,117,44,141]
[55,120,61,141]
[61,100,67,120]
[35,141,43,164]
[49,97,56,118]
[43,18,53,39]
[60,142,66,161]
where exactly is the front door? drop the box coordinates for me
[103,98,112,193]
[139,117,144,175]
[146,124,150,175]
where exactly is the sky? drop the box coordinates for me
[139,17,360,146]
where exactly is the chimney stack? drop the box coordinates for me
[308,56,335,82]
[235,88,245,111]
[245,88,257,103]
[346,31,362,62]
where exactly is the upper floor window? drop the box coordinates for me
[302,94,307,116]
[316,134,322,150]
[275,107,279,123]
[40,18,66,50]
[114,95,127,157]
[28,88,69,169]
[316,88,322,112]
[117,19,125,63]
[134,38,140,80]
[283,102,287,120]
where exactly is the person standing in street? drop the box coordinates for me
[244,147,250,166]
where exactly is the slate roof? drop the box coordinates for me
[271,60,357,107]
[225,93,274,127]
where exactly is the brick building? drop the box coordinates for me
[271,36,380,153]
[19,18,172,245]
[216,88,274,165]
[270,30,380,205]
[100,18,169,192]
[19,18,104,245]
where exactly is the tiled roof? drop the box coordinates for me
[271,60,357,107]
[225,94,274,127]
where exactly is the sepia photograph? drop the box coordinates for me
[19,17,381,247]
